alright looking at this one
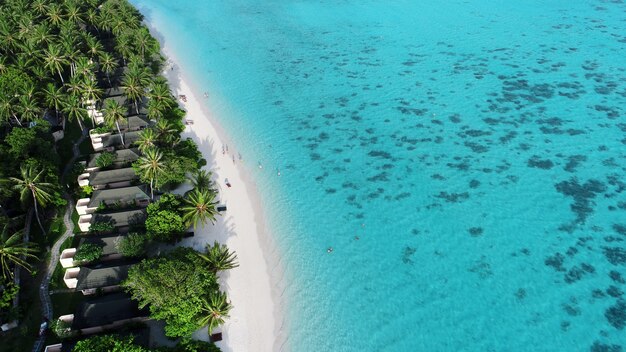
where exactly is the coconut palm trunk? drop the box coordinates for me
[57,68,64,84]
[31,190,46,235]
[115,121,125,146]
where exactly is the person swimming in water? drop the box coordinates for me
[327,247,333,253]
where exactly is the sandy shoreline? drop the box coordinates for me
[151,32,288,352]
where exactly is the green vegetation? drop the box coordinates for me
[122,248,226,338]
[0,224,38,279]
[74,242,103,262]
[0,0,235,347]
[74,334,221,352]
[181,189,219,229]
[95,151,116,168]
[199,241,239,274]
[117,232,147,257]
[89,219,115,234]
[145,194,185,241]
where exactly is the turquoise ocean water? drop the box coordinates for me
[130,1,626,350]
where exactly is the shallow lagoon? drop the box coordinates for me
[131,1,626,350]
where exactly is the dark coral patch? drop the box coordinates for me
[555,178,607,224]
[563,155,587,172]
[613,224,626,236]
[590,341,623,352]
[527,156,554,169]
[545,253,565,272]
[605,300,626,330]
[603,247,626,266]
[609,271,625,284]
[468,227,484,237]
[607,286,624,298]
[435,192,469,203]
[402,246,416,264]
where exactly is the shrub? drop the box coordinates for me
[74,243,103,262]
[89,220,115,234]
[95,151,116,168]
[51,319,73,339]
[118,233,147,257]
[145,210,185,241]
[92,126,111,134]
[81,185,94,196]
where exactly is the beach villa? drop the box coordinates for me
[84,148,141,172]
[55,293,148,335]
[63,261,134,295]
[77,209,146,233]
[89,129,142,151]
[60,234,130,268]
[75,185,150,215]
[77,167,139,190]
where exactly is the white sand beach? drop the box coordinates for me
[157,47,284,351]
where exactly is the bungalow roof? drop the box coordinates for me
[75,262,134,290]
[101,130,141,148]
[88,168,138,186]
[87,148,141,169]
[78,234,126,257]
[92,209,146,228]
[87,185,149,208]
[71,293,147,329]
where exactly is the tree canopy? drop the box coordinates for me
[122,247,221,338]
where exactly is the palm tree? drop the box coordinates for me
[135,148,164,200]
[31,22,54,47]
[146,99,166,120]
[75,56,95,80]
[0,21,18,55]
[0,225,37,279]
[65,2,83,24]
[181,189,219,229]
[198,241,238,273]
[17,95,40,123]
[2,165,57,235]
[43,44,67,83]
[47,4,63,27]
[31,0,48,17]
[103,99,127,145]
[85,8,99,33]
[65,75,83,98]
[148,80,175,105]
[0,95,20,126]
[84,34,103,61]
[135,28,153,58]
[82,78,103,106]
[197,291,233,334]
[136,128,157,152]
[122,75,144,114]
[189,170,214,192]
[98,52,118,87]
[41,83,64,120]
[62,94,87,130]
[154,118,178,146]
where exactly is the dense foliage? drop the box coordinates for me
[122,247,222,338]
[95,151,116,168]
[145,194,186,241]
[117,232,147,257]
[89,219,115,233]
[74,242,103,262]
[73,334,221,352]
[0,0,232,346]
